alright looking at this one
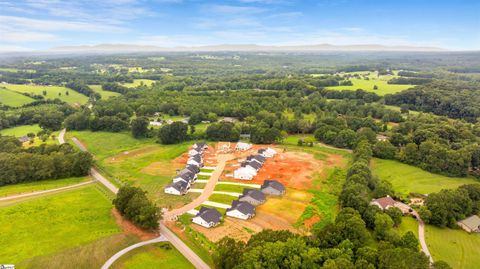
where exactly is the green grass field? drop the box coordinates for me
[0,176,89,197]
[122,79,155,88]
[111,242,194,269]
[426,225,480,269]
[0,124,42,136]
[214,184,246,193]
[3,84,89,105]
[0,185,121,264]
[89,85,121,99]
[372,158,479,196]
[0,87,35,106]
[207,193,237,205]
[396,216,419,238]
[325,72,415,96]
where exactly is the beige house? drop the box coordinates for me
[457,215,480,233]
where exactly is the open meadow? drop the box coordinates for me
[0,176,89,197]
[0,185,122,265]
[89,85,122,99]
[3,84,89,105]
[372,158,479,196]
[121,79,156,88]
[0,87,35,106]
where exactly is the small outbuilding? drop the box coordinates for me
[239,188,266,206]
[226,200,256,220]
[261,180,285,196]
[457,215,480,233]
[191,207,222,228]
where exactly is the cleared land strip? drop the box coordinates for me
[216,182,261,188]
[101,235,168,269]
[0,180,95,202]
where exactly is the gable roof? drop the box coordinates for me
[247,160,262,170]
[185,164,200,174]
[261,180,285,192]
[241,188,265,202]
[167,181,189,192]
[177,169,195,180]
[196,207,222,223]
[258,148,266,153]
[194,142,207,149]
[372,196,396,209]
[189,154,202,162]
[458,215,480,230]
[247,154,265,163]
[228,200,255,215]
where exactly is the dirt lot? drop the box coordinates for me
[112,209,158,240]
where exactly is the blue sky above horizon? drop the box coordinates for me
[0,0,479,51]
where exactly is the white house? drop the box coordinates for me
[187,159,201,167]
[233,166,257,180]
[191,207,222,228]
[188,149,200,156]
[226,200,256,220]
[235,142,252,151]
[258,147,277,158]
[164,181,189,196]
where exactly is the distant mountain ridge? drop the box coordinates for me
[49,43,446,53]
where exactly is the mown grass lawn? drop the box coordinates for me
[0,87,35,106]
[111,242,194,269]
[426,225,480,269]
[121,79,155,88]
[214,184,246,193]
[89,85,121,99]
[0,124,43,136]
[0,185,121,264]
[207,193,237,205]
[396,216,419,238]
[372,158,479,196]
[0,176,89,197]
[3,84,89,105]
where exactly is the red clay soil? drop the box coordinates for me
[112,209,158,240]
[303,215,321,230]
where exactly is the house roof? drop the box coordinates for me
[247,161,262,170]
[177,169,195,180]
[247,154,265,163]
[258,148,266,153]
[458,215,480,230]
[261,180,285,192]
[372,196,396,209]
[196,207,222,223]
[190,154,202,162]
[241,188,265,202]
[185,164,200,174]
[194,142,207,149]
[167,181,188,192]
[228,200,255,215]
[18,136,31,143]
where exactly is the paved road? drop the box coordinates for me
[0,181,94,201]
[90,168,119,194]
[101,235,167,269]
[164,154,234,220]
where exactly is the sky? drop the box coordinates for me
[0,0,479,51]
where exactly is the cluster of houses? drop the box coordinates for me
[233,147,277,180]
[192,179,286,228]
[164,142,208,196]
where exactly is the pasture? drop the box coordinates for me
[89,85,121,99]
[372,158,479,196]
[0,124,42,136]
[426,225,480,269]
[3,84,89,105]
[0,87,35,106]
[0,176,89,197]
[122,79,156,88]
[0,185,121,265]
[111,242,194,269]
[325,71,415,95]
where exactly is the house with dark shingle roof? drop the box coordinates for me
[164,181,189,196]
[192,207,222,228]
[258,147,277,158]
[226,200,256,220]
[193,142,208,151]
[247,154,266,164]
[246,160,262,171]
[239,188,266,206]
[261,180,285,196]
[173,169,196,184]
[185,164,200,174]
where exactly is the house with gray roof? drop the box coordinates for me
[261,180,285,196]
[192,207,222,228]
[185,164,200,174]
[164,181,189,196]
[226,200,256,220]
[173,169,196,184]
[239,188,266,206]
[457,215,480,233]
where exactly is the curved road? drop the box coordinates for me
[63,131,214,269]
[412,210,433,263]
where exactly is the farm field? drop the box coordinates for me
[325,71,415,95]
[0,123,43,136]
[111,242,194,269]
[396,216,419,238]
[372,158,479,196]
[122,79,156,88]
[0,185,121,265]
[0,87,35,106]
[2,84,89,105]
[425,225,480,269]
[89,84,121,99]
[0,176,89,197]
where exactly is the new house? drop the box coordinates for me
[235,142,252,151]
[247,154,266,165]
[191,207,222,228]
[173,169,197,184]
[457,215,480,233]
[193,142,208,151]
[258,147,277,158]
[187,154,203,167]
[185,164,200,174]
[164,181,189,195]
[261,180,285,196]
[226,200,256,220]
[233,166,256,180]
[239,188,266,206]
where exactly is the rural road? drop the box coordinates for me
[58,128,66,144]
[163,154,234,220]
[64,131,213,269]
[101,235,168,269]
[412,210,434,263]
[0,180,94,201]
